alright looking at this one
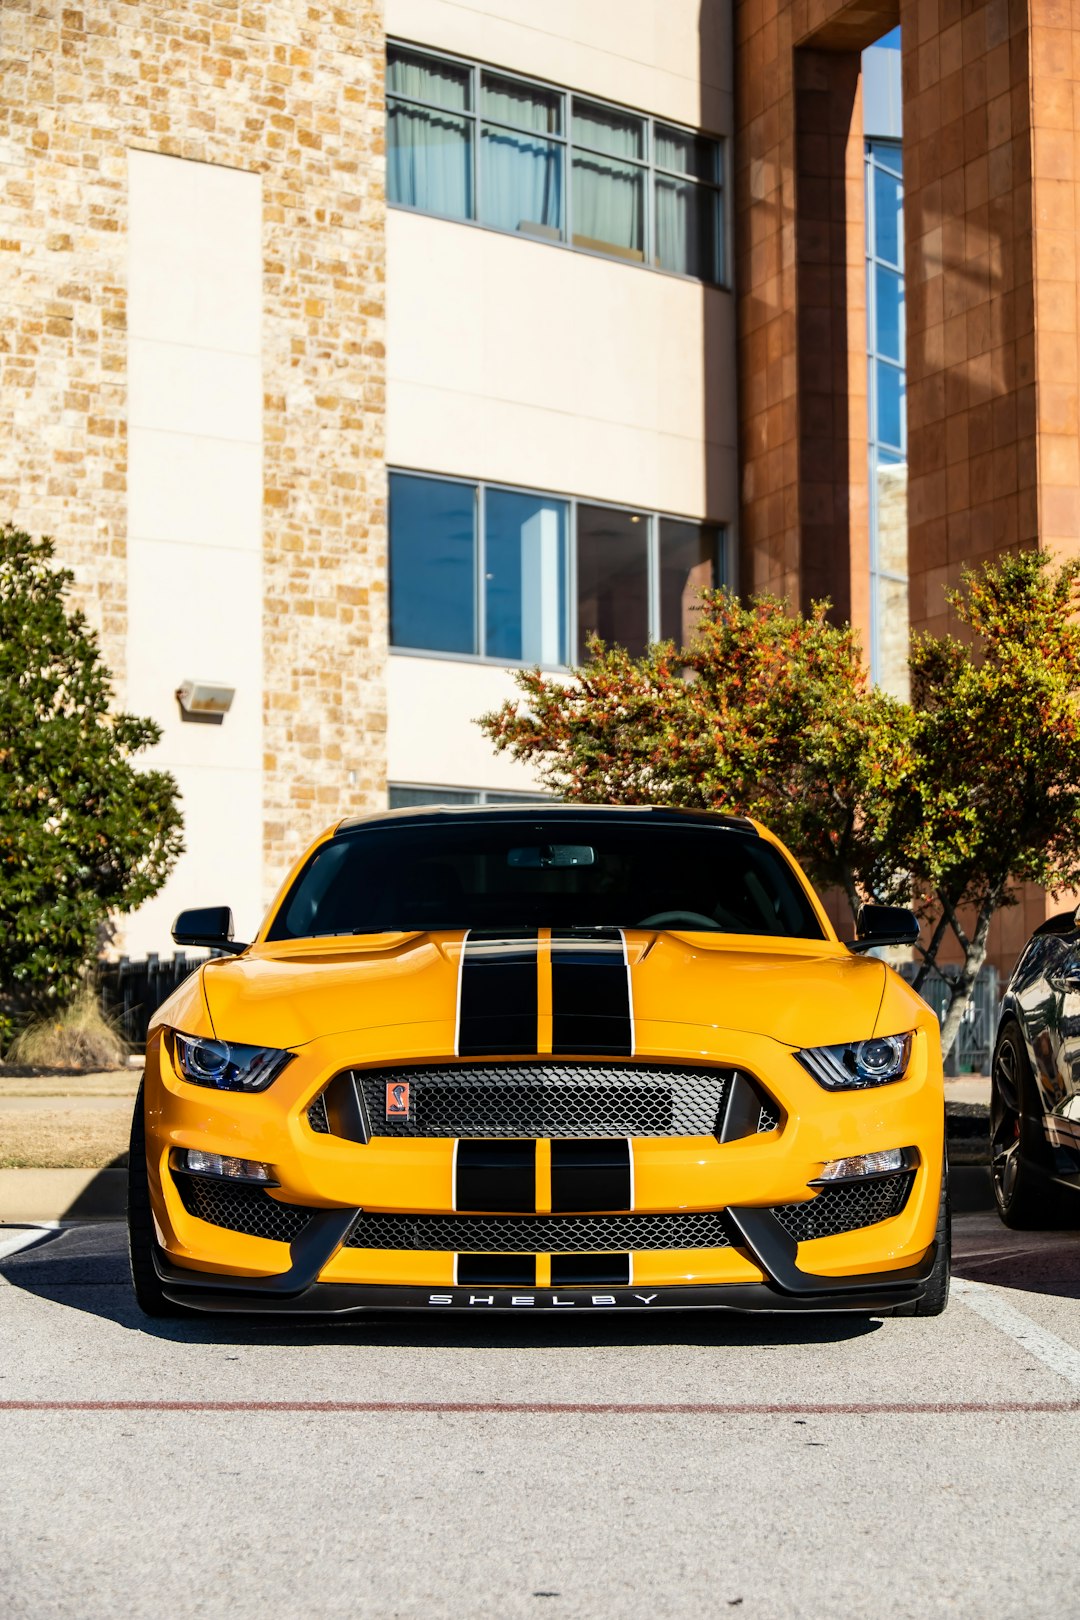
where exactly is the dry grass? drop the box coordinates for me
[6,991,129,1072]
[0,1069,141,1098]
[0,1105,131,1169]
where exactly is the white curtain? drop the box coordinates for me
[387,50,473,219]
[571,105,644,255]
[479,75,563,234]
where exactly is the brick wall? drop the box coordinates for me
[0,0,387,901]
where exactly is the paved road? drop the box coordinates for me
[3,1186,1080,1620]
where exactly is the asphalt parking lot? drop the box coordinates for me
[3,1177,1080,1620]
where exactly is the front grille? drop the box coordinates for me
[175,1173,314,1244]
[771,1172,913,1243]
[344,1210,732,1252]
[337,1063,736,1138]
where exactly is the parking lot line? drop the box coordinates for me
[3,1397,1080,1414]
[953,1276,1080,1387]
[0,1223,58,1262]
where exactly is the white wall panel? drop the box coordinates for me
[126,150,263,957]
[387,654,547,793]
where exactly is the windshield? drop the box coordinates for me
[267,819,825,942]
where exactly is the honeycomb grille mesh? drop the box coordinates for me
[307,1093,330,1134]
[771,1173,913,1243]
[341,1063,735,1138]
[175,1173,313,1244]
[344,1210,732,1252]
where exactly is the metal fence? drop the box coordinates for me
[897,962,1000,1076]
[99,953,205,1049]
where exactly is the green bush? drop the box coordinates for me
[0,524,184,1012]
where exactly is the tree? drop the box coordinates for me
[896,551,1080,1057]
[479,553,1080,1063]
[0,525,184,1009]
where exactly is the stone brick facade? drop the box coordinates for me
[0,0,387,900]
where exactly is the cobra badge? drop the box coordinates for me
[386,1080,410,1120]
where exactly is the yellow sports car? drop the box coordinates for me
[127,806,949,1318]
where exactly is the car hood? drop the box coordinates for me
[183,928,891,1056]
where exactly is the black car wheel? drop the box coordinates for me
[127,1081,186,1318]
[990,1021,1078,1229]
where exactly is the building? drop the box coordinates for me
[2,0,1078,970]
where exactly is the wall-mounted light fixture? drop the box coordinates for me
[176,679,236,726]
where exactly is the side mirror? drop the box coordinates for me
[172,906,248,956]
[846,904,920,954]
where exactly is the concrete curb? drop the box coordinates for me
[0,1168,126,1223]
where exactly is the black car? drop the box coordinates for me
[991,908,1080,1226]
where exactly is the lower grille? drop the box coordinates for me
[334,1063,737,1138]
[344,1210,732,1252]
[771,1173,913,1243]
[307,1093,330,1134]
[175,1173,313,1244]
[174,1172,912,1254]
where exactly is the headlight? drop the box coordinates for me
[168,1030,294,1092]
[796,1032,913,1091]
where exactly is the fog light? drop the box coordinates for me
[814,1148,910,1183]
[180,1149,274,1183]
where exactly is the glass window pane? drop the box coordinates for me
[387,101,473,219]
[873,162,903,266]
[875,572,911,701]
[876,361,905,451]
[571,99,644,160]
[654,124,718,182]
[389,474,476,654]
[388,785,480,807]
[655,175,720,280]
[387,45,471,111]
[659,520,721,645]
[485,489,569,665]
[576,505,649,658]
[874,264,904,363]
[875,454,908,577]
[571,152,645,259]
[481,71,562,134]
[480,126,564,237]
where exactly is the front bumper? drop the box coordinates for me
[144,1020,945,1313]
[152,1204,939,1314]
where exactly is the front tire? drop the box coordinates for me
[127,1081,185,1318]
[990,1021,1077,1229]
[891,1159,950,1316]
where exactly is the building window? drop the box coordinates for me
[388,784,546,808]
[389,470,728,666]
[387,41,725,285]
[865,137,908,698]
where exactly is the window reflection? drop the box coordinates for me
[577,505,650,657]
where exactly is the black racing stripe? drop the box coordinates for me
[550,1138,632,1213]
[456,1138,537,1212]
[457,930,538,1057]
[550,1254,631,1287]
[457,1254,537,1286]
[551,927,632,1056]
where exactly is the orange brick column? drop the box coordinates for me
[734,0,896,641]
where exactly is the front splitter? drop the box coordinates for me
[156,1266,935,1316]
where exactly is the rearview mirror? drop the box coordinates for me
[507,845,595,869]
[172,906,248,955]
[846,904,920,954]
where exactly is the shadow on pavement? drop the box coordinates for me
[1,1223,881,1349]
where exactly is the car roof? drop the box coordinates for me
[335,804,759,837]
